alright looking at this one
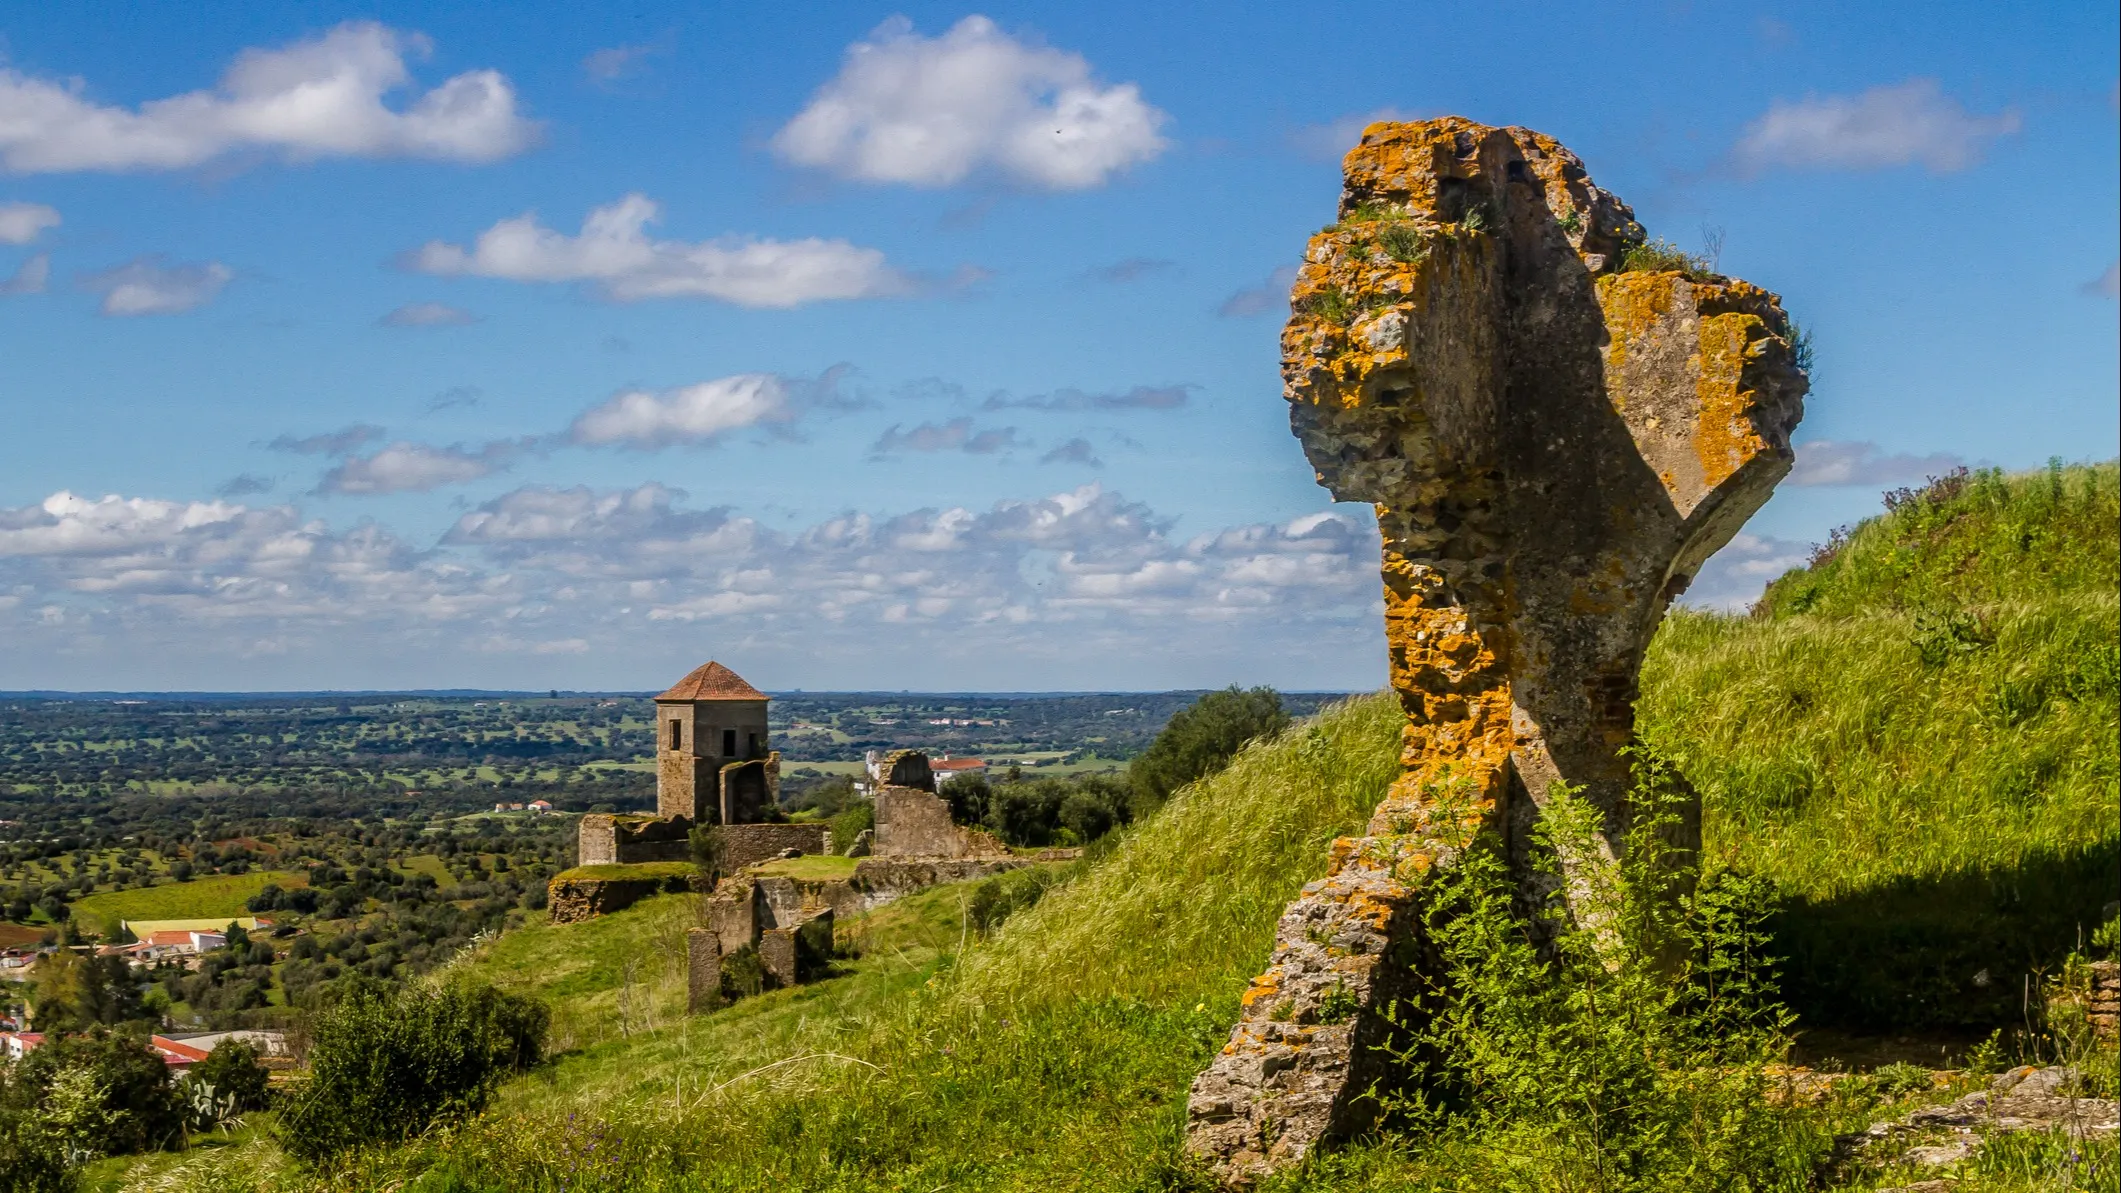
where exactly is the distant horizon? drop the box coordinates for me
[0,686,1369,700]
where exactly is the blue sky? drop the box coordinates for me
[0,2,2113,691]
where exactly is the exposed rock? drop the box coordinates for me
[547,867,691,925]
[843,828,874,858]
[1834,1065,2119,1179]
[1185,116,1807,1184]
[2089,959,2118,1042]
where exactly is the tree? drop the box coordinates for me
[3,1029,185,1158]
[187,1040,270,1112]
[29,952,148,1033]
[275,978,547,1163]
[1128,686,1288,810]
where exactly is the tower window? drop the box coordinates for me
[669,720,682,750]
[748,731,759,758]
[722,729,737,757]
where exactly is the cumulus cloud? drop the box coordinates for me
[1083,257,1173,283]
[0,22,535,174]
[0,480,1385,682]
[0,252,48,296]
[870,417,1022,456]
[568,370,856,449]
[772,15,1168,190]
[0,202,59,243]
[2083,262,2119,299]
[380,300,477,326]
[408,192,911,307]
[984,384,1190,412]
[1040,437,1101,466]
[1289,106,1422,161]
[268,424,386,457]
[80,256,232,315]
[317,439,530,495]
[1730,79,2021,174]
[1680,532,1813,612]
[1787,440,1968,487]
[1218,265,1299,317]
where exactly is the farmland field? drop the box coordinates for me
[69,870,308,937]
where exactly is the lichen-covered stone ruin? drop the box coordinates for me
[1184,116,1808,1182]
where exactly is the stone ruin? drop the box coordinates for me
[1184,117,1808,1182]
[685,748,1030,1012]
[573,662,829,872]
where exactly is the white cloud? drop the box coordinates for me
[80,256,232,315]
[1787,440,1967,487]
[1680,532,1813,612]
[1040,437,1101,466]
[984,384,1189,411]
[870,417,1022,455]
[1731,79,2020,174]
[568,372,854,449]
[1288,106,1421,161]
[0,22,535,174]
[0,252,48,296]
[772,15,1168,190]
[0,480,1385,684]
[269,424,386,456]
[380,300,477,326]
[318,440,527,494]
[409,192,911,307]
[0,201,59,243]
[582,41,665,86]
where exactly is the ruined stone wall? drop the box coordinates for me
[872,785,961,857]
[686,928,722,1014]
[548,870,690,925]
[1185,117,1806,1183]
[578,813,693,866]
[720,822,830,871]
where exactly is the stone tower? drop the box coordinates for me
[654,661,778,824]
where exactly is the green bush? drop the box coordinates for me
[0,1113,70,1193]
[828,800,873,856]
[187,1039,270,1112]
[274,978,547,1165]
[0,1029,184,1160]
[1128,685,1289,809]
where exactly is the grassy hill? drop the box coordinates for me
[1641,461,2118,1028]
[104,463,2118,1192]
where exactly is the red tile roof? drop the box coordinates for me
[149,1036,210,1066]
[932,758,987,771]
[656,661,767,702]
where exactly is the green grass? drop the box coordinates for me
[747,854,858,882]
[550,861,695,884]
[1640,462,2119,1028]
[69,870,309,938]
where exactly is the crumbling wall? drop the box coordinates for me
[720,822,831,871]
[686,928,722,1014]
[577,813,692,866]
[1185,117,1806,1183]
[547,868,691,925]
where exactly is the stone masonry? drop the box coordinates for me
[1184,117,1807,1183]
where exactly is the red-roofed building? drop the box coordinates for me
[930,756,989,788]
[147,1035,211,1068]
[1,1032,44,1060]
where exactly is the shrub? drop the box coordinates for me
[186,1039,270,1112]
[274,978,547,1164]
[829,800,874,855]
[1618,237,1716,279]
[968,866,1066,935]
[2,1029,185,1159]
[1128,685,1289,810]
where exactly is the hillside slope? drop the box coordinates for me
[1641,461,2118,1027]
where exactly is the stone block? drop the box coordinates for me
[686,928,722,1014]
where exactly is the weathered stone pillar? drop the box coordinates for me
[686,927,723,1014]
[1184,117,1807,1182]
